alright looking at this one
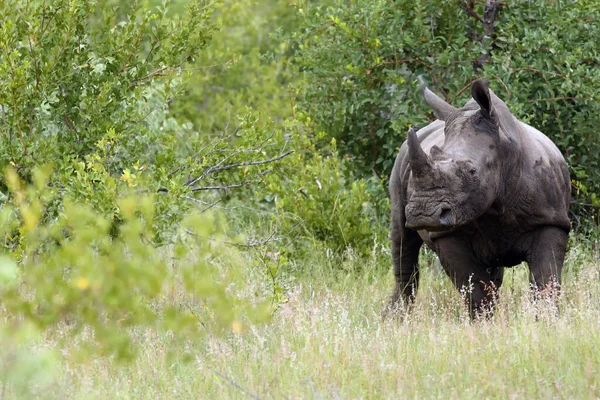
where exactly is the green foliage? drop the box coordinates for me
[259,116,387,256]
[0,0,599,394]
[487,1,600,221]
[0,327,58,399]
[292,0,600,217]
[0,0,216,169]
[170,0,300,132]
[12,243,600,399]
[0,168,270,361]
[293,0,471,177]
[0,0,219,241]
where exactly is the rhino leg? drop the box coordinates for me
[387,216,423,314]
[435,234,503,318]
[525,226,568,301]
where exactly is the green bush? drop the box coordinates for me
[0,0,219,241]
[0,168,270,360]
[292,0,471,177]
[292,0,600,217]
[259,116,388,256]
[0,0,291,367]
[0,0,215,170]
[170,0,301,132]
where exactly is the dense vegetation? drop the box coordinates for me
[0,0,598,397]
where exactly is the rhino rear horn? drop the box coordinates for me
[471,78,493,119]
[424,87,457,121]
[407,127,431,176]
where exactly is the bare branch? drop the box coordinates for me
[196,150,294,177]
[191,182,249,192]
[168,125,239,178]
[463,0,484,24]
[223,230,281,248]
[207,366,264,400]
[190,170,273,192]
[478,0,501,68]
[462,0,504,72]
[528,96,584,103]
[185,129,279,188]
[185,196,299,221]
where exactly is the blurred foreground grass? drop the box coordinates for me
[2,236,599,399]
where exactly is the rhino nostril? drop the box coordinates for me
[439,207,453,225]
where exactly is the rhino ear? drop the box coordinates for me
[424,87,457,121]
[471,78,493,119]
[430,145,443,158]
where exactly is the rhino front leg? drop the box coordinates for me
[526,226,568,300]
[435,235,502,318]
[387,216,423,315]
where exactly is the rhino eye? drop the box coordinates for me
[468,168,477,176]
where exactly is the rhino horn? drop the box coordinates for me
[407,127,430,176]
[471,78,493,119]
[424,87,458,121]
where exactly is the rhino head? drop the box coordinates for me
[405,79,515,232]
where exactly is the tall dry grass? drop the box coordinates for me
[5,237,600,399]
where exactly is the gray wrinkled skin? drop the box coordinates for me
[388,79,571,318]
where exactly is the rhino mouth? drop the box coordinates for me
[405,204,457,231]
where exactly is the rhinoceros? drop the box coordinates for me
[388,78,571,316]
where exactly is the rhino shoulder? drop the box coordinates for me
[512,121,571,230]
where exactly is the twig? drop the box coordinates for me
[168,124,239,178]
[453,81,473,99]
[197,151,294,176]
[463,0,484,24]
[184,196,299,221]
[571,200,598,208]
[185,150,293,188]
[528,97,583,103]
[199,198,224,213]
[134,66,170,82]
[185,130,279,187]
[207,366,264,400]
[511,67,567,79]
[492,74,511,100]
[191,182,249,192]
[224,230,281,248]
[374,57,434,70]
[185,304,207,329]
[190,170,273,192]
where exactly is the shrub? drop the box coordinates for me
[292,0,600,220]
[259,116,388,257]
[0,168,270,360]
[0,0,218,240]
[170,0,301,132]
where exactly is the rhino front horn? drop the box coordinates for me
[407,127,430,176]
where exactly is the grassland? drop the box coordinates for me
[4,236,599,399]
